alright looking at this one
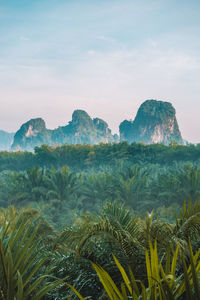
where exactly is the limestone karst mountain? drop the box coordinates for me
[51,110,117,145]
[1,101,184,151]
[11,118,51,151]
[11,110,117,151]
[119,100,183,145]
[0,130,14,150]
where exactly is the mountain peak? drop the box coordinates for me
[72,110,91,120]
[11,111,116,150]
[7,102,183,151]
[120,99,183,145]
[11,118,50,151]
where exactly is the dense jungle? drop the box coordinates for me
[0,142,200,299]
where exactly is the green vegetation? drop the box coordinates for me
[1,142,200,172]
[89,238,200,300]
[0,142,200,299]
[0,207,63,299]
[0,200,200,299]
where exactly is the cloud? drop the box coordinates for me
[19,36,30,41]
[96,35,115,42]
[147,38,158,48]
[88,50,96,55]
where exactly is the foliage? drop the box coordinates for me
[0,143,200,298]
[0,142,200,172]
[0,198,199,299]
[48,200,200,299]
[87,239,200,300]
[0,207,63,300]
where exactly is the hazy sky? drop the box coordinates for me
[0,0,200,142]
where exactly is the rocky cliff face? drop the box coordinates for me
[11,111,116,151]
[8,101,183,150]
[11,118,51,151]
[0,130,14,150]
[120,100,183,145]
[51,110,116,145]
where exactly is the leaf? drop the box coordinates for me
[112,254,132,294]
[92,262,123,300]
[0,239,8,286]
[65,283,84,300]
[17,271,23,300]
[188,238,200,299]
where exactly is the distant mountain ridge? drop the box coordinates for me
[0,100,183,151]
[0,130,15,150]
[11,110,118,151]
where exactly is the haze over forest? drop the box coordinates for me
[1,0,200,143]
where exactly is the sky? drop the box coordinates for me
[0,0,200,142]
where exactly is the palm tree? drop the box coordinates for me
[45,166,79,208]
[113,165,149,209]
[80,172,117,210]
[150,163,200,206]
[0,206,63,299]
[54,202,146,296]
[9,167,48,205]
[62,200,200,299]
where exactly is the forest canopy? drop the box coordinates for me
[0,142,200,172]
[0,142,200,299]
